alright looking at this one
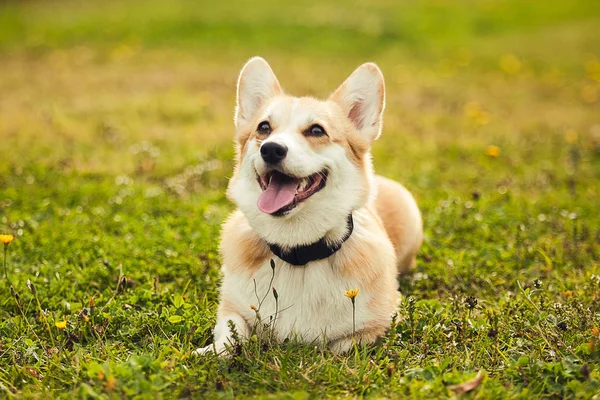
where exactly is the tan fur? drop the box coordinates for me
[218,298,242,317]
[220,210,271,276]
[220,205,400,348]
[373,175,423,273]
[331,205,400,328]
[197,58,423,356]
[334,205,392,282]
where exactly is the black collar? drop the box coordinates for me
[267,214,354,266]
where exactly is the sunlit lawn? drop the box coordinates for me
[0,0,599,398]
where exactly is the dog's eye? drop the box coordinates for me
[305,124,326,137]
[257,121,271,135]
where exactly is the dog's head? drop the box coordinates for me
[227,57,385,247]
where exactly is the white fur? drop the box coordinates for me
[228,96,370,247]
[329,63,385,142]
[196,58,420,356]
[196,208,397,355]
[235,57,282,128]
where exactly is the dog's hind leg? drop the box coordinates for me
[373,175,423,274]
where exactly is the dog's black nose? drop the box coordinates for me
[260,142,288,164]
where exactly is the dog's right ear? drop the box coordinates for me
[235,57,283,128]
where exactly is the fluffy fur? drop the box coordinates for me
[196,57,423,355]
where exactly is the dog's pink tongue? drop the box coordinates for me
[258,172,299,214]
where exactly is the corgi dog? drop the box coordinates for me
[197,57,422,355]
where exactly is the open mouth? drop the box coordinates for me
[256,170,328,216]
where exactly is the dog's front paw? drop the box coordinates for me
[194,344,217,356]
[194,342,230,356]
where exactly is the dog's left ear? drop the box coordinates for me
[235,57,283,128]
[329,63,385,142]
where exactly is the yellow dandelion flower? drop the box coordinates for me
[345,289,359,338]
[561,290,574,297]
[592,326,599,337]
[500,53,521,75]
[486,145,501,158]
[2,234,15,282]
[564,129,578,144]
[55,320,67,330]
[464,101,490,125]
[0,234,14,245]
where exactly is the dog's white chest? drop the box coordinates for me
[221,258,367,343]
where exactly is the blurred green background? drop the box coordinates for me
[1,0,599,175]
[0,0,599,398]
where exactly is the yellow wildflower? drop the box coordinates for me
[464,101,490,125]
[345,289,359,338]
[0,234,14,245]
[345,288,359,300]
[564,129,578,144]
[55,320,67,330]
[500,54,522,75]
[486,145,501,158]
[592,326,599,337]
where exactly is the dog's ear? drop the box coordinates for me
[329,63,385,142]
[235,57,283,128]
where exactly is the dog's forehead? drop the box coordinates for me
[265,96,331,126]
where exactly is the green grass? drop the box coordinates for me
[1,0,599,398]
